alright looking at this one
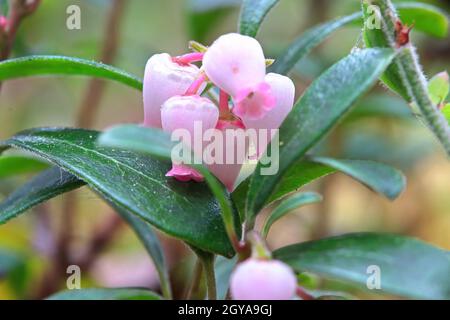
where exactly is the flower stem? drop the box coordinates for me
[185,72,207,96]
[193,249,217,300]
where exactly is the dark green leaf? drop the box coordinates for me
[262,192,322,238]
[0,167,84,223]
[238,0,279,37]
[46,288,162,300]
[311,157,405,200]
[274,233,450,300]
[269,13,361,75]
[0,155,49,180]
[0,128,234,257]
[0,56,142,91]
[246,48,396,220]
[98,124,241,250]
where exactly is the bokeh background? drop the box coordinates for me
[0,0,449,299]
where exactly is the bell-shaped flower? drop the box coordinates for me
[230,258,297,300]
[241,73,295,157]
[203,33,266,97]
[205,120,249,192]
[161,95,219,182]
[143,53,204,128]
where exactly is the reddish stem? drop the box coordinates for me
[185,73,207,96]
[219,90,230,114]
[296,286,314,300]
[173,52,204,65]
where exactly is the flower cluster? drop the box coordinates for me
[143,33,295,191]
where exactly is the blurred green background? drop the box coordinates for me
[0,0,449,299]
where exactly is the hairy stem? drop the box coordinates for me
[365,0,450,155]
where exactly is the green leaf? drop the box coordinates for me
[270,2,447,76]
[0,167,84,223]
[246,48,396,220]
[98,124,241,250]
[269,13,361,75]
[0,249,23,277]
[188,0,238,42]
[238,0,279,37]
[311,157,405,200]
[396,2,449,39]
[0,155,49,180]
[0,128,235,257]
[262,192,322,238]
[274,233,450,300]
[442,103,450,125]
[428,71,449,105]
[234,157,404,221]
[46,288,162,300]
[0,166,172,298]
[0,56,143,91]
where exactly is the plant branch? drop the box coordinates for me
[185,259,203,300]
[77,0,128,128]
[365,0,450,155]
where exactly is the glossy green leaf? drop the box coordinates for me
[0,167,84,223]
[238,0,279,37]
[428,72,449,105]
[0,128,234,257]
[396,2,449,39]
[269,13,361,75]
[0,56,143,90]
[274,233,450,300]
[233,156,404,220]
[98,124,241,249]
[262,192,322,238]
[0,249,23,277]
[246,48,396,220]
[311,157,405,200]
[0,155,49,180]
[47,288,162,300]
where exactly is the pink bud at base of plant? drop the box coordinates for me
[161,95,219,183]
[230,258,297,300]
[203,33,266,97]
[143,53,204,128]
[166,164,203,182]
[206,120,248,192]
[242,73,295,157]
[233,82,276,120]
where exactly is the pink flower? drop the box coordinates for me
[241,73,295,157]
[233,81,276,120]
[230,258,297,300]
[206,120,249,192]
[203,33,266,97]
[161,95,219,182]
[143,53,204,128]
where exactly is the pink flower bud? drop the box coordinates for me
[0,16,7,30]
[203,33,266,97]
[143,53,204,128]
[241,73,295,157]
[230,258,297,300]
[206,120,249,192]
[161,95,219,182]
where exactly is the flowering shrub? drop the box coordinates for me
[0,0,449,301]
